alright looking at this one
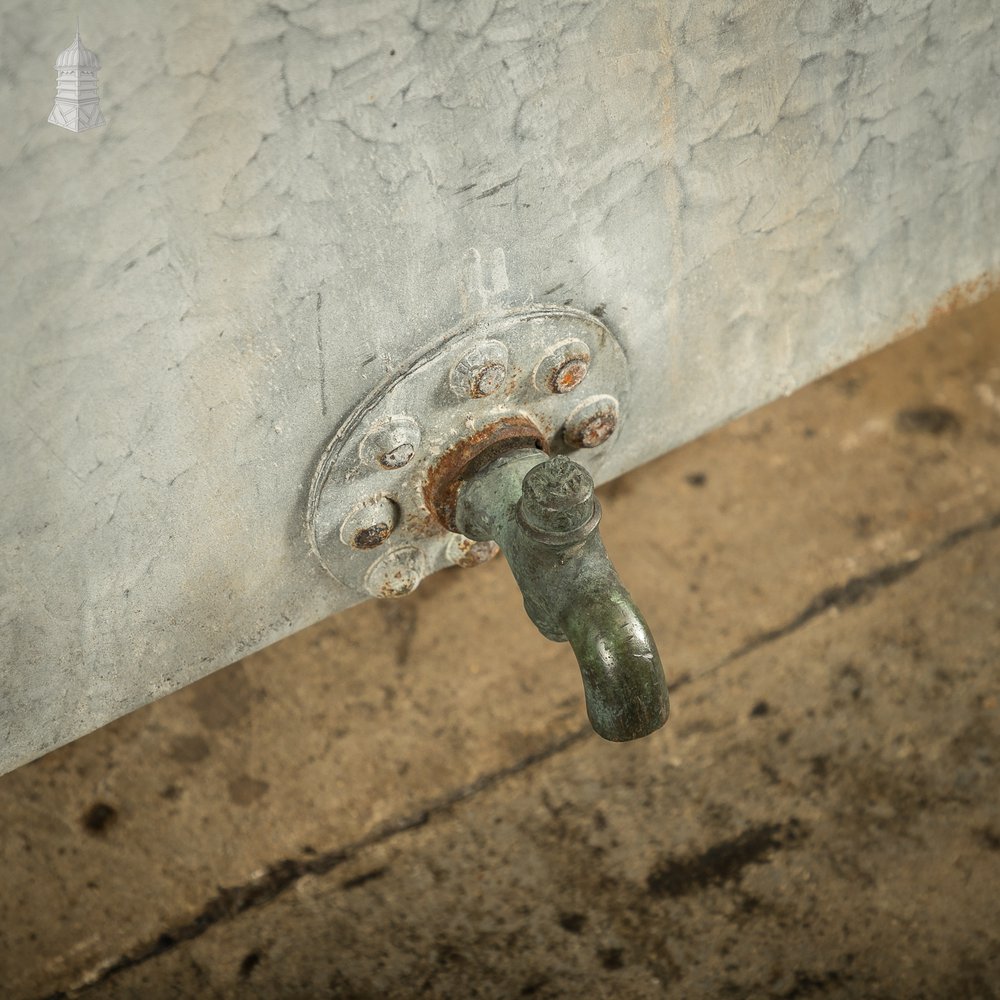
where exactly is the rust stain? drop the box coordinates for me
[919,272,1000,331]
[424,416,547,531]
[377,444,415,470]
[878,272,1000,354]
[468,362,506,399]
[352,522,392,550]
[811,272,1000,403]
[401,507,445,541]
[376,571,416,598]
[548,356,590,395]
[451,537,500,568]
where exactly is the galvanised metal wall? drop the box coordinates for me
[1,0,998,772]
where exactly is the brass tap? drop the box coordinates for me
[456,451,669,741]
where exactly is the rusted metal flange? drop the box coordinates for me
[306,305,630,597]
[425,416,547,532]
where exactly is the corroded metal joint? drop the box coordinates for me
[306,305,629,599]
[425,416,547,533]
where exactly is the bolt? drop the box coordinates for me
[534,339,591,394]
[563,395,620,450]
[450,340,509,399]
[340,496,399,550]
[446,534,500,568]
[359,416,421,470]
[519,454,595,534]
[364,546,425,598]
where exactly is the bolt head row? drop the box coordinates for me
[356,533,498,600]
[447,337,594,402]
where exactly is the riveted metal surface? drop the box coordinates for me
[307,306,631,596]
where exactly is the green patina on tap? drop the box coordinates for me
[456,450,670,742]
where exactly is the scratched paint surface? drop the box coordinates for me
[0,0,997,773]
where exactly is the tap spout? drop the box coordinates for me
[455,450,669,741]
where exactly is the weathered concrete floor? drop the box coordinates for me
[2,294,1000,999]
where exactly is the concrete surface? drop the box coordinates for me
[1,292,999,998]
[4,0,1000,774]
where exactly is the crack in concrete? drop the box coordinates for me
[42,728,590,999]
[40,505,1000,998]
[702,507,1000,679]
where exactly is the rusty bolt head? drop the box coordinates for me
[340,496,400,550]
[353,523,392,549]
[359,416,421,470]
[449,340,509,399]
[534,338,591,395]
[364,545,425,598]
[446,534,500,568]
[563,395,620,449]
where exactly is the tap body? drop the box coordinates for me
[455,450,669,741]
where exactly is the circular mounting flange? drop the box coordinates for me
[306,305,630,597]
